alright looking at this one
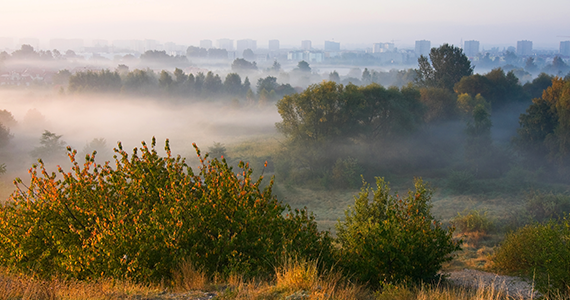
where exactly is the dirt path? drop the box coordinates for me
[445,269,541,299]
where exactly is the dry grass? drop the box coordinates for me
[0,268,163,300]
[171,259,209,292]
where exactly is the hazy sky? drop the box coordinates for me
[2,0,569,49]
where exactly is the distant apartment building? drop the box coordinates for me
[324,41,340,52]
[415,40,431,57]
[217,39,234,51]
[463,40,479,57]
[372,42,394,53]
[200,39,213,49]
[517,40,533,56]
[561,41,570,56]
[49,39,84,52]
[301,40,312,50]
[287,50,324,63]
[268,40,280,51]
[236,39,257,53]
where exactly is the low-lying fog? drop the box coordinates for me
[0,90,280,178]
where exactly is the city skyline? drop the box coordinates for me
[1,0,569,50]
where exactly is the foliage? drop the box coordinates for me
[416,44,473,91]
[276,82,423,144]
[452,210,494,234]
[68,70,122,93]
[207,142,227,159]
[30,130,67,161]
[454,68,527,109]
[0,138,333,282]
[514,77,570,175]
[419,87,457,123]
[231,58,258,72]
[335,178,461,286]
[525,191,570,223]
[330,157,363,189]
[493,220,570,295]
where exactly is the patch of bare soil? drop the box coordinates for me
[445,269,541,299]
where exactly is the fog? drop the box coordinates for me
[0,90,280,185]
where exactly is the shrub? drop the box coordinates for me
[452,209,494,234]
[331,157,362,189]
[525,191,570,223]
[0,138,333,282]
[336,177,461,287]
[493,220,570,295]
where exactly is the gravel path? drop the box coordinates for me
[445,269,541,299]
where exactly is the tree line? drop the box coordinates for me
[273,44,570,189]
[66,68,295,103]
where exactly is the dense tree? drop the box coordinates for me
[329,71,340,83]
[223,73,243,97]
[242,49,255,61]
[416,43,473,91]
[231,58,258,72]
[30,130,67,162]
[296,61,311,73]
[523,73,554,99]
[68,70,122,93]
[455,68,527,109]
[0,110,17,129]
[420,87,458,123]
[11,45,39,60]
[0,123,11,149]
[276,81,423,143]
[123,69,158,95]
[186,46,207,58]
[52,69,72,85]
[203,71,223,96]
[514,77,570,175]
[207,48,228,60]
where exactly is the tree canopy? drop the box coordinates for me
[416,43,473,91]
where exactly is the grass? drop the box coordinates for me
[0,261,565,300]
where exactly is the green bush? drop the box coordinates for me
[331,157,363,189]
[525,191,570,223]
[493,220,570,295]
[452,209,494,234]
[336,177,461,287]
[0,138,333,282]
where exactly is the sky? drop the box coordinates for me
[1,0,569,50]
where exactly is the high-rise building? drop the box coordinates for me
[324,41,340,52]
[301,40,312,50]
[373,43,394,53]
[517,40,533,56]
[560,41,570,56]
[200,39,212,49]
[463,40,480,57]
[415,40,431,57]
[236,39,257,53]
[268,40,280,51]
[217,39,234,51]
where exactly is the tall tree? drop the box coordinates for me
[415,44,473,91]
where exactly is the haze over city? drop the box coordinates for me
[2,0,569,49]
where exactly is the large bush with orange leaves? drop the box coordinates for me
[0,138,332,281]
